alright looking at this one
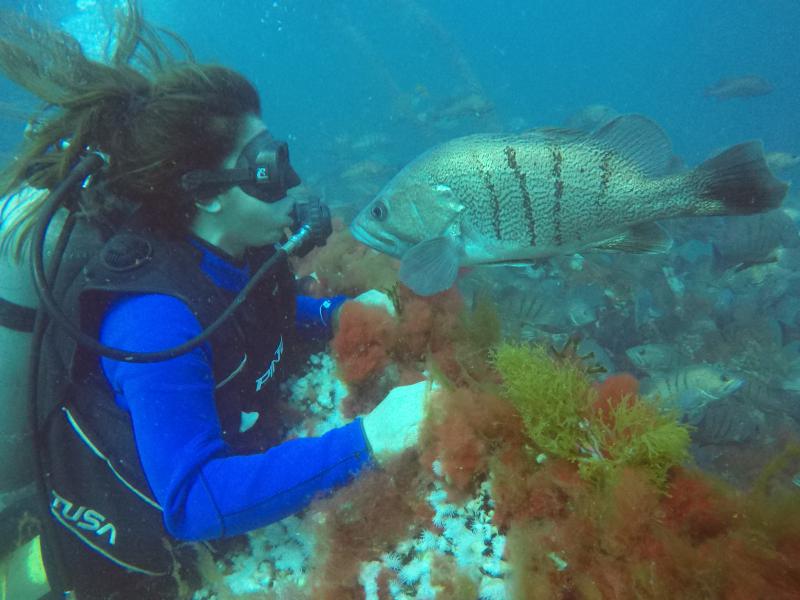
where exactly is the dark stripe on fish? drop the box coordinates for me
[551,145,563,245]
[504,145,536,245]
[599,150,612,202]
[478,161,502,239]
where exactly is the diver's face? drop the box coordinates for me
[192,114,294,257]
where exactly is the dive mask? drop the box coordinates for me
[181,130,301,202]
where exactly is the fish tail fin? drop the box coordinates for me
[689,141,788,215]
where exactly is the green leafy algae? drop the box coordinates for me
[492,342,690,487]
[492,343,592,459]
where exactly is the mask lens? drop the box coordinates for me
[236,133,300,202]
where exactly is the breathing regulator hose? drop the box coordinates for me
[31,151,332,363]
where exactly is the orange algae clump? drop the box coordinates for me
[592,372,639,425]
[662,468,737,542]
[331,301,397,385]
[393,285,465,377]
[308,451,433,598]
[503,459,800,600]
[491,456,587,528]
[420,386,523,497]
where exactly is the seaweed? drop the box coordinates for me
[582,390,691,487]
[308,451,433,599]
[492,342,593,460]
[491,344,691,487]
[330,300,397,385]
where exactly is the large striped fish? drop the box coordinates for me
[350,115,789,296]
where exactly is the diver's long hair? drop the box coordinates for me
[0,0,260,259]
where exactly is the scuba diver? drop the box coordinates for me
[0,3,430,599]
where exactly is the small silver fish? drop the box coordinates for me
[640,365,745,418]
[766,151,800,174]
[431,92,494,121]
[351,115,788,296]
[704,75,773,100]
[625,343,683,372]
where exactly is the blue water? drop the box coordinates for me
[1,0,798,185]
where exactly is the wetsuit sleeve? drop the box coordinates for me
[295,294,348,337]
[100,294,373,541]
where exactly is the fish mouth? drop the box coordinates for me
[349,221,401,257]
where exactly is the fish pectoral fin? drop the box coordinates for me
[399,237,460,296]
[592,223,673,254]
[591,115,674,177]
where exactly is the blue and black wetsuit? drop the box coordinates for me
[36,226,373,599]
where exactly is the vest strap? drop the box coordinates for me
[0,296,36,332]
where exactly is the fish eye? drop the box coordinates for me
[370,201,387,221]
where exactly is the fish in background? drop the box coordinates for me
[625,342,685,372]
[710,210,800,273]
[704,75,774,99]
[471,277,605,338]
[766,151,800,174]
[351,114,789,296]
[340,159,395,181]
[407,91,497,132]
[563,104,619,132]
[693,398,763,446]
[640,365,745,422]
[431,92,494,121]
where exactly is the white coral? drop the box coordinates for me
[381,552,403,571]
[397,558,429,585]
[416,529,439,552]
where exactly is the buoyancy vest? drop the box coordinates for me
[34,219,298,597]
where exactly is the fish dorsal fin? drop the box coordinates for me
[592,222,673,253]
[399,236,460,296]
[591,115,674,177]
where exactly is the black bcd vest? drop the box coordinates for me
[35,219,299,598]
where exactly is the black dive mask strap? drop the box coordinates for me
[180,167,251,200]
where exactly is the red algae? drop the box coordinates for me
[331,301,396,385]
[322,291,800,598]
[308,451,434,599]
[392,285,464,375]
[662,468,738,542]
[427,409,486,492]
[420,385,524,499]
[591,373,639,427]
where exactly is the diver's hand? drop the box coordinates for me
[353,289,396,317]
[331,289,396,332]
[362,380,433,464]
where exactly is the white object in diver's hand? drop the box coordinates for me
[362,380,437,464]
[353,289,396,317]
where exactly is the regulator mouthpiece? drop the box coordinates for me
[289,196,331,256]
